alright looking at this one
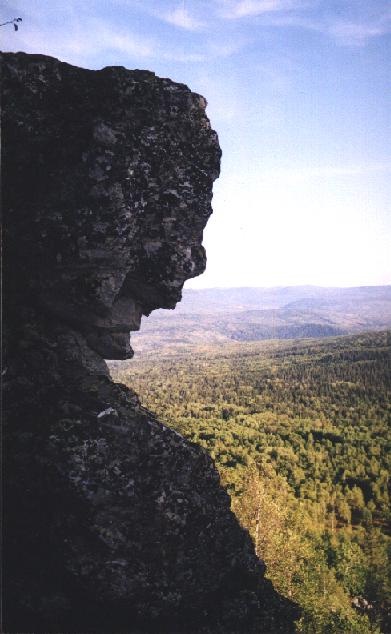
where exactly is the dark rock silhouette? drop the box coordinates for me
[2,52,299,632]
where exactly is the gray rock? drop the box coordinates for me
[2,52,299,632]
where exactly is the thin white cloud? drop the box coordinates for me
[158,5,205,31]
[219,0,306,19]
[259,15,391,47]
[93,24,155,58]
[217,0,391,46]
[7,21,155,65]
[2,8,212,67]
[328,18,391,46]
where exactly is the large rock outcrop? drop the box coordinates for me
[2,52,299,632]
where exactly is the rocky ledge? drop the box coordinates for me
[2,52,299,632]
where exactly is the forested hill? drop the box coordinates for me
[109,330,391,633]
[131,285,391,351]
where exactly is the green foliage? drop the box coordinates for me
[109,330,390,632]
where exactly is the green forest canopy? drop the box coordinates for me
[109,330,391,633]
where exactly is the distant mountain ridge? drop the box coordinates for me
[131,285,391,352]
[175,285,391,312]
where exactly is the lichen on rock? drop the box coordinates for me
[2,52,299,632]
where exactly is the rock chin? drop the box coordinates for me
[2,52,299,633]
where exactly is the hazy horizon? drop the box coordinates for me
[3,0,390,289]
[183,281,391,290]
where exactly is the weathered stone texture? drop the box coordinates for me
[2,52,299,632]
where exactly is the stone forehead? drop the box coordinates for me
[2,54,217,147]
[2,52,220,241]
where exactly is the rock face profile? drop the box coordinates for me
[2,52,299,632]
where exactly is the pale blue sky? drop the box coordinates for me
[2,0,390,287]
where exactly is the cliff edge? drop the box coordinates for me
[2,52,299,632]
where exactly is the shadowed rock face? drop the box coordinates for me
[3,52,219,359]
[2,52,299,633]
